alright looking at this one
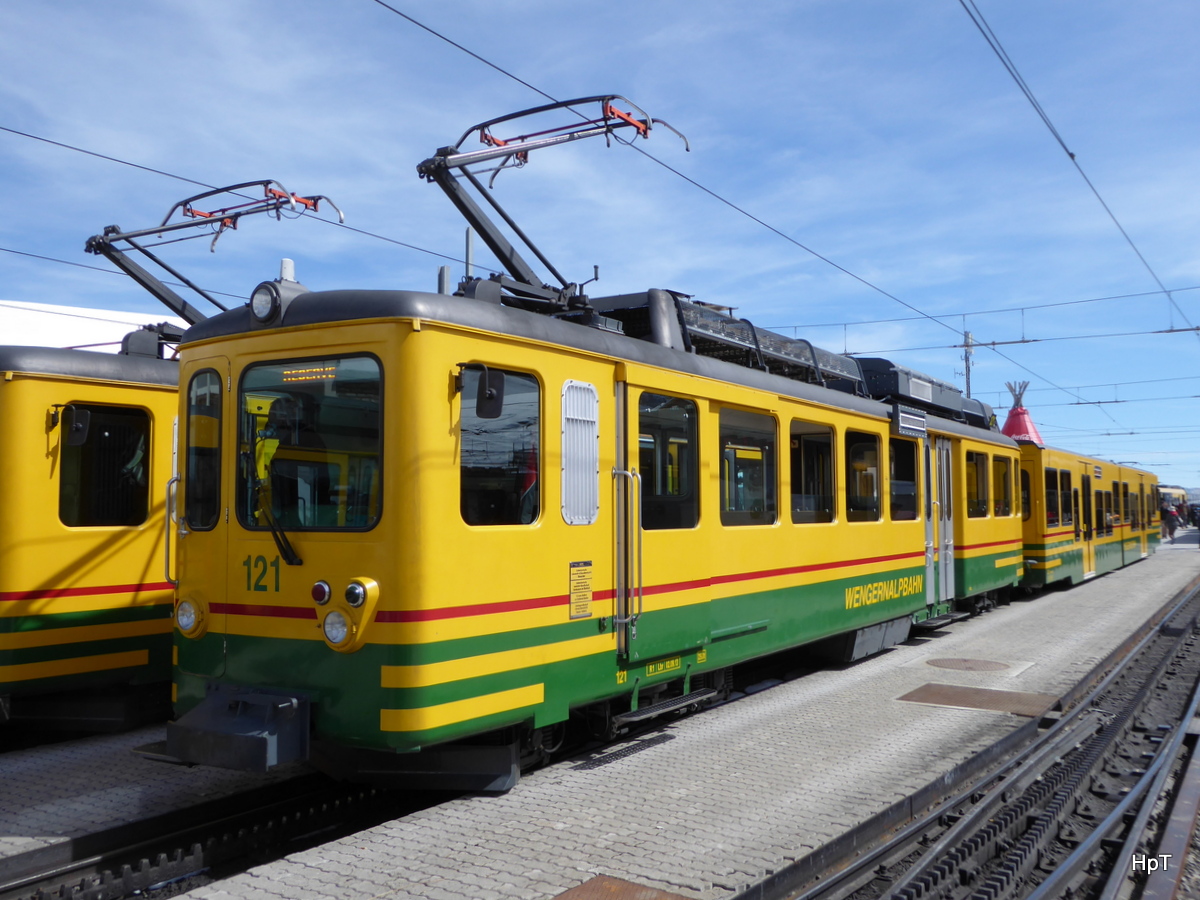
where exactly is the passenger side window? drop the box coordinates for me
[639,393,698,530]
[1045,468,1059,527]
[790,420,833,524]
[845,431,880,522]
[1021,468,1031,521]
[720,409,777,526]
[965,450,989,518]
[60,404,151,527]
[1060,471,1074,526]
[992,456,1012,516]
[460,369,540,526]
[889,438,918,521]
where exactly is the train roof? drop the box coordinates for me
[1018,441,1157,478]
[183,288,1014,448]
[0,344,178,386]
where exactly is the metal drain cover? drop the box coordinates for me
[927,657,1011,672]
[899,682,1058,717]
[553,875,691,899]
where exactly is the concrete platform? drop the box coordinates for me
[15,538,1200,900]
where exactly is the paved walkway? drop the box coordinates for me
[181,537,1200,900]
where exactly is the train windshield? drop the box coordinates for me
[236,355,382,531]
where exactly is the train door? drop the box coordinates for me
[935,437,955,604]
[1079,469,1095,578]
[1138,481,1149,557]
[923,441,936,613]
[614,383,710,663]
[175,357,230,676]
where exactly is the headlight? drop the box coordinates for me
[250,282,281,322]
[345,581,367,608]
[176,600,198,632]
[323,610,349,644]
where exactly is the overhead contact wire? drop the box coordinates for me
[0,126,500,278]
[365,3,1122,423]
[957,0,1198,343]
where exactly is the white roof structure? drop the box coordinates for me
[0,300,188,352]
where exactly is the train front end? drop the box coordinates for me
[168,303,403,779]
[164,290,550,792]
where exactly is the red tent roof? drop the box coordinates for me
[1001,405,1044,445]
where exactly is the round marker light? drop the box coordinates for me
[250,282,281,322]
[323,610,349,645]
[311,581,332,605]
[176,600,198,632]
[345,581,367,608]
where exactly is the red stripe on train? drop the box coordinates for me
[375,551,926,623]
[0,581,174,603]
[953,538,1024,552]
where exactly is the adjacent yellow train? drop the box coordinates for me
[0,333,177,727]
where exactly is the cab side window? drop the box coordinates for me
[460,369,540,526]
[185,369,223,530]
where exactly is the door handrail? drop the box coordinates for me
[612,468,643,626]
[164,474,180,587]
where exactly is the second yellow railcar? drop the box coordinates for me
[0,337,177,727]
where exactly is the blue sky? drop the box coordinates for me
[2,1,1198,485]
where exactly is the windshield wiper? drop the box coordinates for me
[243,450,302,566]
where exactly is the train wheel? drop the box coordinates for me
[583,701,617,742]
[520,721,568,770]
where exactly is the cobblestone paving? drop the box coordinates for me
[97,544,1200,898]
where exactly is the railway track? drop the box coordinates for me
[743,575,1200,900]
[1,775,442,900]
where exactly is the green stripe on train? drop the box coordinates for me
[0,603,170,634]
[1,632,170,667]
[954,549,1021,597]
[176,563,931,748]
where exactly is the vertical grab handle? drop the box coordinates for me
[164,474,180,587]
[612,468,643,625]
[926,498,940,553]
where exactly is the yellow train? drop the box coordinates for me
[0,329,177,728]
[96,99,1158,790]
[1018,447,1159,587]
